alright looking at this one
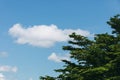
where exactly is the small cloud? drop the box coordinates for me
[9,24,92,48]
[29,77,33,80]
[0,65,18,73]
[0,73,5,80]
[11,66,18,73]
[0,52,8,58]
[48,52,70,63]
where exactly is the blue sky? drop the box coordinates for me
[0,0,120,80]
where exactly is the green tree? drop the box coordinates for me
[40,15,120,80]
[40,76,55,80]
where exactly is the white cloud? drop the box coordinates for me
[0,52,8,58]
[11,66,18,73]
[0,73,5,80]
[48,52,70,63]
[0,65,18,73]
[9,24,91,48]
[29,78,33,80]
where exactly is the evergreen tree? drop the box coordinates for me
[40,15,120,80]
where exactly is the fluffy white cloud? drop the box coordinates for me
[0,73,5,80]
[0,65,18,73]
[48,52,70,62]
[9,24,91,48]
[0,52,8,58]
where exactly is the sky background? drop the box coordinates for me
[0,0,120,80]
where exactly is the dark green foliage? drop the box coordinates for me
[40,76,55,80]
[40,15,120,80]
[107,14,120,34]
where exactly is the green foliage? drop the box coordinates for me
[40,76,55,80]
[107,14,120,34]
[40,14,120,80]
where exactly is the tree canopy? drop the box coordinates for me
[40,15,120,80]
